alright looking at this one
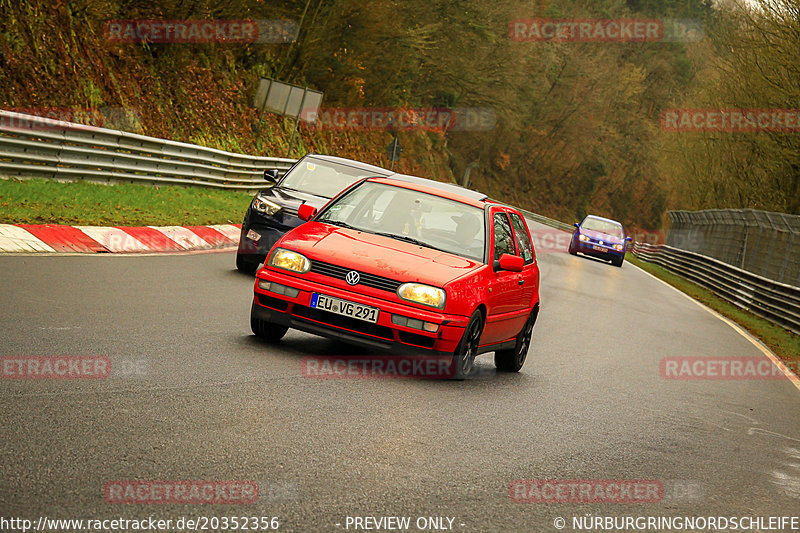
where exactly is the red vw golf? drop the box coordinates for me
[250,176,540,378]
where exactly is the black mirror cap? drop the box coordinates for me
[263,169,279,183]
[574,222,580,228]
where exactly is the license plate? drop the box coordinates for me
[592,245,605,252]
[310,293,379,323]
[246,229,261,242]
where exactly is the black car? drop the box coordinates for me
[236,154,487,273]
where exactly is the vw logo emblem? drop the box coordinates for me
[345,271,360,286]
[599,240,604,245]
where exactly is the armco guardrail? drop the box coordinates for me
[0,110,296,192]
[519,209,574,232]
[632,241,800,336]
[517,207,800,335]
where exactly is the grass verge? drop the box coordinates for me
[626,253,800,371]
[0,178,253,226]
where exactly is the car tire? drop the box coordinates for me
[236,252,257,274]
[495,306,537,372]
[568,239,577,255]
[250,315,288,342]
[451,310,484,380]
[612,255,624,267]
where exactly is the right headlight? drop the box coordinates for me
[268,248,311,273]
[252,195,282,216]
[397,283,446,310]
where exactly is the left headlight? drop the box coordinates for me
[579,234,590,242]
[252,195,282,216]
[397,283,446,310]
[268,248,311,273]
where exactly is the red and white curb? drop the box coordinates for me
[0,224,241,253]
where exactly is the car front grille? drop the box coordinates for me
[309,260,402,293]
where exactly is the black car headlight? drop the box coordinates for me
[252,195,282,216]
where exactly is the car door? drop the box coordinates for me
[482,208,527,346]
[508,211,538,311]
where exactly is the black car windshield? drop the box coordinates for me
[280,157,391,198]
[581,217,624,238]
[317,181,486,262]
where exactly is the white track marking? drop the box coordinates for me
[628,261,800,393]
[148,226,211,249]
[0,224,55,252]
[207,224,241,242]
[75,226,150,252]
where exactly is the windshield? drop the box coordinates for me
[317,181,486,262]
[581,217,624,238]
[280,157,391,198]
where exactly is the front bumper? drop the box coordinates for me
[252,268,469,354]
[575,240,624,260]
[238,224,286,263]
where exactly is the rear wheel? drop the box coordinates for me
[250,314,288,342]
[495,306,537,372]
[451,310,484,380]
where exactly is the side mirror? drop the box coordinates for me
[494,253,524,272]
[298,203,317,221]
[263,169,279,184]
[626,236,632,242]
[574,222,580,229]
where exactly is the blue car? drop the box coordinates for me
[568,215,632,267]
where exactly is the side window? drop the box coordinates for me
[509,212,534,264]
[493,212,516,260]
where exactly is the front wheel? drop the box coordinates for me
[251,315,288,342]
[495,306,538,372]
[612,255,624,267]
[568,239,577,255]
[451,310,484,380]
[237,252,257,274]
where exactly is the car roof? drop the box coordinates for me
[390,173,488,201]
[583,214,623,225]
[366,177,488,208]
[302,154,393,176]
[301,153,488,201]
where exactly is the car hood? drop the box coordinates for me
[260,186,330,211]
[581,229,624,244]
[282,222,483,286]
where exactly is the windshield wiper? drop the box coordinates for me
[322,219,362,231]
[372,232,450,254]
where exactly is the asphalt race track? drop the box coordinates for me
[1,221,799,532]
